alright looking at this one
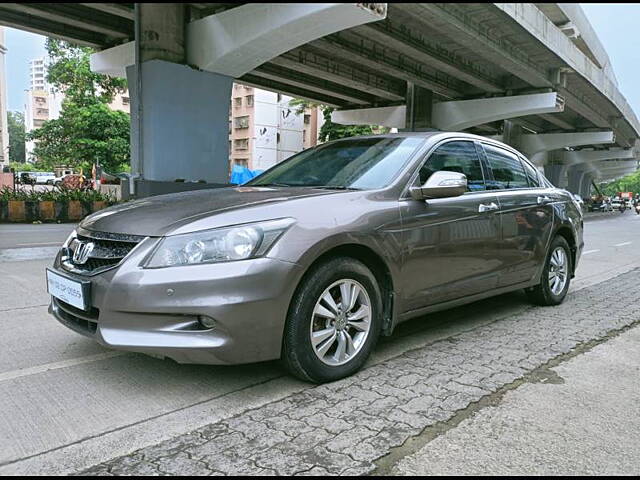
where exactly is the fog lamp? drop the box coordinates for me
[198,315,216,329]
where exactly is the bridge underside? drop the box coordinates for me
[1,3,638,193]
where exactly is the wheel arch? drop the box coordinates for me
[554,225,577,276]
[288,243,397,337]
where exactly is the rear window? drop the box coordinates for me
[483,144,529,190]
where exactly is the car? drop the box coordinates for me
[46,132,583,383]
[47,174,71,186]
[17,171,36,185]
[34,172,55,184]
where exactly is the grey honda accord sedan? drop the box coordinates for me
[47,132,583,383]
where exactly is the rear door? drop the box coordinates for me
[480,143,555,286]
[398,139,501,311]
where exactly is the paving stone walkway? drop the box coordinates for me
[80,269,640,476]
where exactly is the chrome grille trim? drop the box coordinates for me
[61,229,148,276]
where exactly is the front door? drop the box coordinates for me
[399,140,501,312]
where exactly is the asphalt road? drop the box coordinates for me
[0,211,639,474]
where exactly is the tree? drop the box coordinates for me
[600,168,640,196]
[26,39,130,172]
[289,99,386,142]
[28,102,130,173]
[7,111,26,163]
[45,38,126,105]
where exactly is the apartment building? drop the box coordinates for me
[229,83,322,172]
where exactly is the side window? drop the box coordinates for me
[483,144,529,190]
[418,141,486,192]
[520,157,542,188]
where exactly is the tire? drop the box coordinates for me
[282,256,383,383]
[526,235,572,306]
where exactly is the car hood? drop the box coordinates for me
[80,186,339,236]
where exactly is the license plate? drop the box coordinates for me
[46,268,91,311]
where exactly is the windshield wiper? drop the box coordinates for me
[252,182,293,187]
[311,185,362,191]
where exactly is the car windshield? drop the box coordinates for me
[247,136,424,190]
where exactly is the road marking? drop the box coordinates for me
[0,352,127,383]
[614,242,632,247]
[583,249,600,255]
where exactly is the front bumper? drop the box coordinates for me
[49,240,304,365]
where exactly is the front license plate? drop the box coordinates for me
[46,268,90,311]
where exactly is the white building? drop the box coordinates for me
[229,83,323,172]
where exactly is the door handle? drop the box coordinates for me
[537,196,553,205]
[478,202,499,213]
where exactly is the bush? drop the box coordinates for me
[0,185,115,203]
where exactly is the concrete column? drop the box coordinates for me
[403,83,432,131]
[139,3,186,63]
[579,173,593,198]
[544,164,568,188]
[127,60,233,191]
[568,165,591,194]
[502,120,523,151]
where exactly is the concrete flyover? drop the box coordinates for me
[0,3,637,195]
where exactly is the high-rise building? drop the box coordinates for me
[29,57,47,90]
[0,28,9,169]
[228,83,322,172]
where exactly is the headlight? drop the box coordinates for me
[144,218,295,268]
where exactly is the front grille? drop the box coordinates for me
[53,297,99,336]
[61,229,146,276]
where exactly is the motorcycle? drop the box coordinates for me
[635,203,640,215]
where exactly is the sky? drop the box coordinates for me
[2,4,640,114]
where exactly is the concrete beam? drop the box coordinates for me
[559,148,634,165]
[521,131,615,165]
[332,92,565,131]
[90,41,134,77]
[187,3,386,77]
[331,105,405,129]
[432,92,564,131]
[92,3,387,77]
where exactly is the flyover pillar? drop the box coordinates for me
[92,3,389,197]
[127,3,234,196]
[402,83,433,131]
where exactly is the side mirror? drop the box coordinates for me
[410,170,467,201]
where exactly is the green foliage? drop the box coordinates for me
[28,102,130,173]
[599,169,640,196]
[7,111,26,163]
[26,39,130,174]
[9,161,35,172]
[0,185,115,203]
[290,99,386,143]
[45,38,126,106]
[318,107,376,142]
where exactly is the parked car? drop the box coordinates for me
[46,132,583,383]
[47,173,72,186]
[34,172,55,184]
[15,171,35,185]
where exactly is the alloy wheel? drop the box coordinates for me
[548,246,568,295]
[310,279,372,366]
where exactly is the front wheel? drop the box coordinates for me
[526,235,572,306]
[282,257,383,383]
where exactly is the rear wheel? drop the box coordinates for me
[526,235,572,306]
[282,257,382,383]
